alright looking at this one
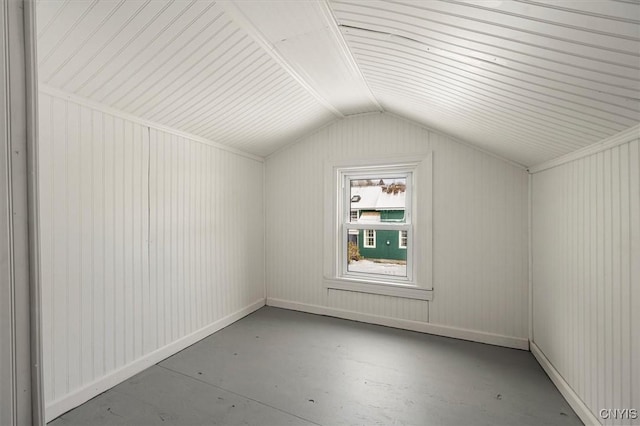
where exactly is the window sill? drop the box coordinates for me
[323,277,433,301]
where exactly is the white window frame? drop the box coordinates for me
[343,170,411,283]
[350,210,359,222]
[363,229,376,248]
[323,154,433,301]
[399,230,408,249]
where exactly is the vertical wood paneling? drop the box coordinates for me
[39,91,265,421]
[532,138,640,425]
[265,113,529,340]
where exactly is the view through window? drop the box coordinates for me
[345,176,409,280]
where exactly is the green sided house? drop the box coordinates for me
[349,182,407,262]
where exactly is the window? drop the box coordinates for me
[323,154,433,301]
[363,229,376,248]
[345,173,409,280]
[399,230,408,248]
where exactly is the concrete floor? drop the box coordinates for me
[49,307,581,426]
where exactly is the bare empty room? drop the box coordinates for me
[1,0,638,425]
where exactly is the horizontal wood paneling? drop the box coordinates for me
[38,91,265,421]
[265,113,528,341]
[532,137,640,425]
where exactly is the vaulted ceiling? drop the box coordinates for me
[36,0,640,166]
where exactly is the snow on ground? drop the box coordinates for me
[348,259,406,276]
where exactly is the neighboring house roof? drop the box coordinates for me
[350,186,405,211]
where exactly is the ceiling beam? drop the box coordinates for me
[219,1,346,118]
[317,0,383,112]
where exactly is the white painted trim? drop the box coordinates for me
[218,1,344,118]
[38,85,265,163]
[2,1,37,424]
[23,0,45,424]
[45,298,266,423]
[262,163,267,301]
[323,278,432,301]
[317,0,383,112]
[529,124,640,174]
[530,342,601,426]
[528,173,533,342]
[267,298,529,350]
[326,155,431,292]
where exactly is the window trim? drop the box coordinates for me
[343,170,411,283]
[399,230,408,249]
[323,154,433,301]
[363,229,376,248]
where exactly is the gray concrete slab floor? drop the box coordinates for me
[49,306,582,426]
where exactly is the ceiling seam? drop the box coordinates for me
[340,22,638,93]
[218,1,345,119]
[332,4,640,71]
[318,0,384,113]
[340,25,640,111]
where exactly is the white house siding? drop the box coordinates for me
[38,90,265,421]
[265,113,528,345]
[532,137,640,425]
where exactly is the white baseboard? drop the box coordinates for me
[45,298,265,423]
[267,298,529,350]
[530,341,601,426]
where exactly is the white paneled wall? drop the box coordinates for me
[532,137,640,425]
[265,113,528,347]
[38,91,265,421]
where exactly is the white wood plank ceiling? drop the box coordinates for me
[37,0,639,166]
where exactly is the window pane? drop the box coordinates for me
[399,230,408,248]
[346,232,407,278]
[350,178,406,223]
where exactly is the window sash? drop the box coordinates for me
[339,168,415,285]
[344,223,410,231]
[341,224,412,282]
[343,172,412,225]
